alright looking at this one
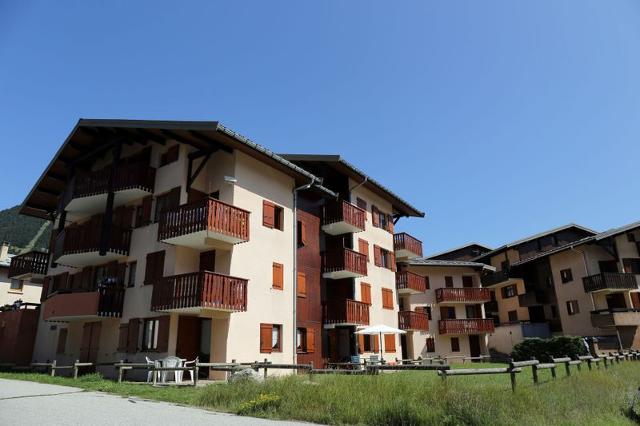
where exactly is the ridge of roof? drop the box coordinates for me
[425,242,492,260]
[406,258,494,270]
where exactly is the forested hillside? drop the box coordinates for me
[0,205,51,254]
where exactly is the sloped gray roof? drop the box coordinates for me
[406,258,495,271]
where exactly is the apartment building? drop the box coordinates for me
[396,243,495,361]
[18,119,423,378]
[477,223,640,354]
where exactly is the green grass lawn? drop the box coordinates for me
[2,362,640,425]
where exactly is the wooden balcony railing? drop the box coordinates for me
[435,288,492,303]
[518,291,549,307]
[8,251,49,278]
[582,272,638,293]
[396,271,428,293]
[53,218,131,261]
[323,200,366,231]
[158,197,250,243]
[323,299,370,326]
[151,271,248,312]
[323,248,367,276]
[43,280,125,320]
[60,162,156,209]
[590,308,640,328]
[398,311,429,331]
[393,233,423,257]
[439,319,495,335]
[480,269,511,286]
[97,283,126,317]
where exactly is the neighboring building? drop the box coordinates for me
[396,243,495,361]
[19,119,423,378]
[477,222,640,354]
[0,242,46,365]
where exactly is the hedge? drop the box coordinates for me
[511,336,588,362]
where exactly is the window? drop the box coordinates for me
[56,328,68,354]
[628,233,636,243]
[501,285,517,299]
[462,276,473,287]
[384,334,396,353]
[441,306,456,320]
[135,196,153,228]
[445,276,454,288]
[10,279,23,291]
[373,245,396,271]
[360,335,379,353]
[381,288,394,309]
[263,200,284,230]
[623,259,640,274]
[358,238,369,261]
[560,268,573,284]
[127,262,137,288]
[143,319,159,351]
[508,310,518,323]
[566,300,580,316]
[260,323,282,353]
[297,221,307,246]
[297,272,307,297]
[371,205,394,233]
[425,276,430,289]
[154,187,181,223]
[451,337,460,352]
[425,306,432,320]
[272,262,284,290]
[425,337,435,352]
[545,276,554,288]
[144,251,165,285]
[296,327,315,353]
[360,282,372,305]
[356,197,367,212]
[159,145,179,166]
[500,260,510,272]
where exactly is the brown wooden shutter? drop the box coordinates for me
[156,316,170,352]
[299,221,307,245]
[140,196,153,227]
[384,334,396,353]
[382,288,394,309]
[632,292,640,309]
[169,186,181,210]
[425,276,430,290]
[145,251,165,285]
[166,145,179,164]
[260,323,272,353]
[297,272,306,297]
[272,263,284,289]
[389,252,397,272]
[306,328,315,353]
[127,319,140,353]
[41,276,50,302]
[358,334,365,353]
[263,201,275,228]
[373,245,382,267]
[386,215,394,233]
[373,335,379,353]
[56,328,68,354]
[117,324,128,352]
[361,282,371,305]
[358,238,369,261]
[371,206,380,227]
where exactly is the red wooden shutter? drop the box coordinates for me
[117,324,128,352]
[373,335,379,353]
[389,252,397,272]
[297,272,307,297]
[263,201,275,228]
[373,245,382,267]
[384,334,396,353]
[358,334,365,353]
[306,328,315,353]
[127,319,140,353]
[358,238,369,261]
[386,214,394,233]
[156,316,170,352]
[272,263,284,289]
[41,276,50,301]
[260,323,272,353]
[140,196,153,226]
[371,206,380,227]
[299,221,307,245]
[632,292,640,309]
[361,282,371,305]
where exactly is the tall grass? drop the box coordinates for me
[3,363,640,425]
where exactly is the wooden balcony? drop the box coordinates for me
[61,163,156,219]
[481,270,512,286]
[158,197,250,250]
[439,319,495,335]
[323,299,370,327]
[322,200,366,235]
[151,271,248,313]
[323,248,367,279]
[393,233,423,259]
[590,309,640,329]
[583,272,638,293]
[52,218,131,267]
[396,271,427,294]
[8,251,49,280]
[398,311,429,331]
[43,285,125,321]
[518,291,549,307]
[435,288,492,304]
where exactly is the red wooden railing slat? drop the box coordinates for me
[435,288,492,303]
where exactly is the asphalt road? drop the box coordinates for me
[0,379,311,426]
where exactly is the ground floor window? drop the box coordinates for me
[260,323,282,353]
[10,279,23,291]
[508,310,518,323]
[143,319,159,351]
[426,337,435,352]
[450,337,460,352]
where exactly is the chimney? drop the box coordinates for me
[0,242,9,261]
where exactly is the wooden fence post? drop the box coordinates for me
[117,360,124,383]
[531,358,539,385]
[50,360,56,377]
[263,358,268,380]
[551,365,556,380]
[152,365,157,386]
[73,360,79,379]
[508,359,517,392]
[564,357,571,377]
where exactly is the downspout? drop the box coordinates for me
[348,175,367,354]
[349,176,368,195]
[571,246,595,310]
[292,178,315,364]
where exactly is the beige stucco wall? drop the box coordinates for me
[492,279,529,324]
[350,182,401,360]
[0,267,42,306]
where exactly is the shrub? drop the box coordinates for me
[236,393,282,416]
[511,336,587,362]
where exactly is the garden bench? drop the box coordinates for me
[437,364,522,392]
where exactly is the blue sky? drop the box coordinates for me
[1,1,639,255]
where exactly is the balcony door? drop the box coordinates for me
[469,335,481,357]
[199,250,216,272]
[440,306,456,320]
[599,260,619,273]
[606,293,627,311]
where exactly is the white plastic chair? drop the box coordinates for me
[145,357,160,383]
[161,356,182,383]
[177,358,197,384]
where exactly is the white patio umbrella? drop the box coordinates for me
[355,324,406,360]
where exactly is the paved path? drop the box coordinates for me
[0,379,311,426]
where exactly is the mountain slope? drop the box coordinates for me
[0,205,52,254]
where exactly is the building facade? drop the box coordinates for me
[19,120,423,377]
